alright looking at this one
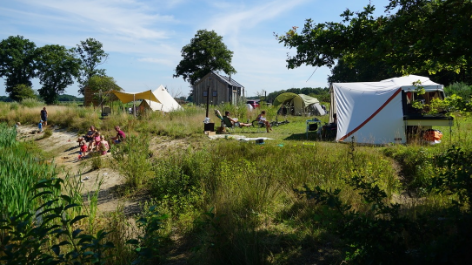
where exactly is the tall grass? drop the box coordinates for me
[0,123,57,217]
[4,100,472,263]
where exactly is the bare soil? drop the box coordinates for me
[16,125,189,217]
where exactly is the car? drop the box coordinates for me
[246,100,260,109]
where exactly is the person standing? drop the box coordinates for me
[40,107,48,127]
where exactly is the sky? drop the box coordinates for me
[0,0,393,98]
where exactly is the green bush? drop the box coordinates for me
[444,82,472,99]
[20,98,43,108]
[111,135,153,188]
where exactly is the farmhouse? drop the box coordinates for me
[192,72,245,105]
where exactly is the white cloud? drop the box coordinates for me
[18,0,176,40]
[138,57,175,67]
[206,0,308,36]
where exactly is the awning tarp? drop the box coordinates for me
[112,90,160,104]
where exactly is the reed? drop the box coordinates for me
[0,123,57,217]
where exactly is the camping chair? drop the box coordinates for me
[251,119,266,132]
[214,109,247,133]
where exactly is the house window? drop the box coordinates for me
[203,91,208,97]
[212,91,217,97]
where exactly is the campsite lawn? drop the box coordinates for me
[1,101,470,264]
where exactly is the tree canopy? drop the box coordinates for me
[36,45,80,104]
[278,0,472,85]
[174,29,236,85]
[11,84,36,101]
[73,38,108,95]
[0,36,37,101]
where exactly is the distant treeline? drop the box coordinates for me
[263,87,330,103]
[0,94,84,102]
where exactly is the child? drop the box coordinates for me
[38,120,43,133]
[98,135,109,155]
[88,131,101,151]
[78,137,87,159]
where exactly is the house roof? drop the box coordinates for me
[212,72,243,88]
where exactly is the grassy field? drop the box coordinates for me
[1,100,472,264]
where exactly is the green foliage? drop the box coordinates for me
[57,94,84,102]
[150,148,209,215]
[12,84,36,101]
[0,178,115,265]
[42,127,53,139]
[21,97,43,108]
[444,82,472,98]
[87,75,119,92]
[90,151,103,170]
[328,58,392,83]
[299,167,472,264]
[87,75,121,106]
[127,205,167,265]
[384,146,436,195]
[0,123,56,216]
[0,95,13,102]
[433,146,472,210]
[278,1,472,84]
[111,135,153,188]
[174,29,236,85]
[36,44,80,104]
[73,38,108,95]
[0,35,37,101]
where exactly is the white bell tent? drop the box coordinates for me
[139,85,183,113]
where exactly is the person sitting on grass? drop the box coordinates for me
[224,111,252,127]
[98,135,110,155]
[88,131,101,151]
[84,126,96,143]
[256,110,272,133]
[111,125,126,144]
[78,137,88,159]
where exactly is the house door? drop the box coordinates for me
[232,89,238,105]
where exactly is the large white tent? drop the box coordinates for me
[329,75,447,145]
[139,85,182,113]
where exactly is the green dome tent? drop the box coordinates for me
[273,93,326,116]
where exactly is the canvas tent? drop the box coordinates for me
[329,75,450,145]
[112,90,160,104]
[273,93,326,116]
[139,85,182,113]
[112,90,160,117]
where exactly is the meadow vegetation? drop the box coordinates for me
[1,98,472,264]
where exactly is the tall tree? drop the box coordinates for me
[36,45,80,104]
[87,75,121,105]
[73,38,108,95]
[277,0,472,85]
[0,36,37,101]
[174,29,236,85]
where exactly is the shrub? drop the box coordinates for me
[111,135,153,188]
[20,98,43,108]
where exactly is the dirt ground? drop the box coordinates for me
[16,125,189,217]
